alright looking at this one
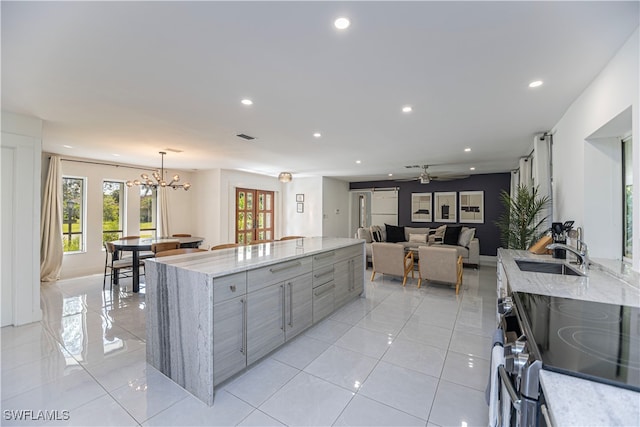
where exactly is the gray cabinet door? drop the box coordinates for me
[334,258,351,308]
[247,283,285,364]
[351,255,365,297]
[285,272,312,339]
[213,296,246,385]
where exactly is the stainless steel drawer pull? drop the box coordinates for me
[230,285,236,292]
[498,366,521,410]
[313,284,335,297]
[288,282,293,327]
[314,251,335,260]
[313,268,334,279]
[240,298,246,354]
[270,261,302,274]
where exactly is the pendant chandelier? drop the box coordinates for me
[126,151,191,191]
[278,172,293,183]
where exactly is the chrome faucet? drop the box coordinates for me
[546,240,590,271]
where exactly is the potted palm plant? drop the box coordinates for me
[496,184,550,250]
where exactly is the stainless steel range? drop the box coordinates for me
[496,292,640,426]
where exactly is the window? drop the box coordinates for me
[236,188,274,244]
[63,177,85,252]
[102,181,124,245]
[140,186,157,238]
[623,137,632,259]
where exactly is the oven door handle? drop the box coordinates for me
[498,365,521,411]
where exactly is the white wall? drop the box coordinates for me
[192,169,285,246]
[322,177,350,238]
[55,156,195,278]
[283,176,323,237]
[551,28,639,268]
[1,112,43,326]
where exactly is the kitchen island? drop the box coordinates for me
[144,237,365,405]
[498,249,639,426]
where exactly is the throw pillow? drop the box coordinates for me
[404,227,430,242]
[443,225,463,245]
[385,224,406,243]
[409,233,427,244]
[370,225,383,242]
[356,228,373,243]
[433,225,447,239]
[458,227,475,248]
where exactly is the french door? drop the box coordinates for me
[236,188,275,244]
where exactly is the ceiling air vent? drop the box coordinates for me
[236,133,256,141]
[164,147,183,153]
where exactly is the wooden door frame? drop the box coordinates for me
[235,188,275,244]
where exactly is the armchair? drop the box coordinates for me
[417,246,463,294]
[370,242,415,286]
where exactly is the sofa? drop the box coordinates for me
[356,224,479,267]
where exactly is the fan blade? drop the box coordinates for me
[431,174,469,181]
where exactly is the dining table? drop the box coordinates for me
[110,236,204,292]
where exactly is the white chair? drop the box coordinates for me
[370,242,415,286]
[417,246,463,294]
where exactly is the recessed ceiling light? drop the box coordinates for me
[355,160,361,164]
[402,106,413,113]
[470,167,476,171]
[388,173,393,177]
[334,17,350,30]
[63,145,73,149]
[112,153,120,157]
[464,148,471,152]
[528,80,543,88]
[313,132,322,138]
[241,99,253,106]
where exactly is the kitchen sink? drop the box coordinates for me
[515,259,584,276]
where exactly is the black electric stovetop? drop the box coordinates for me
[513,292,640,392]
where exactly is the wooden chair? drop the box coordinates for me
[103,242,142,290]
[417,246,463,294]
[211,243,240,250]
[156,248,207,257]
[151,241,180,255]
[370,242,415,286]
[280,236,304,241]
[172,233,192,237]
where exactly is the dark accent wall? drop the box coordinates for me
[350,173,511,256]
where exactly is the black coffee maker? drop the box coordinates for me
[551,221,574,259]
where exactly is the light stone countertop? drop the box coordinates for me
[146,237,364,278]
[498,249,640,307]
[499,249,640,425]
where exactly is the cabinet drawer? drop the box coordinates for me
[312,265,334,288]
[213,272,247,303]
[335,244,363,260]
[247,256,312,292]
[312,250,336,269]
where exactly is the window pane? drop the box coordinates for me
[266,213,272,228]
[140,186,157,238]
[266,194,272,210]
[63,177,85,252]
[238,212,245,231]
[103,181,124,245]
[246,212,253,230]
[246,193,253,210]
[258,194,264,210]
[258,213,264,228]
[238,192,245,209]
[623,138,633,258]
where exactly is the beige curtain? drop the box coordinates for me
[158,187,170,237]
[40,156,63,281]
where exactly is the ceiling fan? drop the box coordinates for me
[400,165,469,184]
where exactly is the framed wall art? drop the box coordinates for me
[459,191,484,223]
[296,194,304,202]
[411,193,432,222]
[434,192,457,223]
[296,202,304,213]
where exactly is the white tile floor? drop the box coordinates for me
[1,264,497,426]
